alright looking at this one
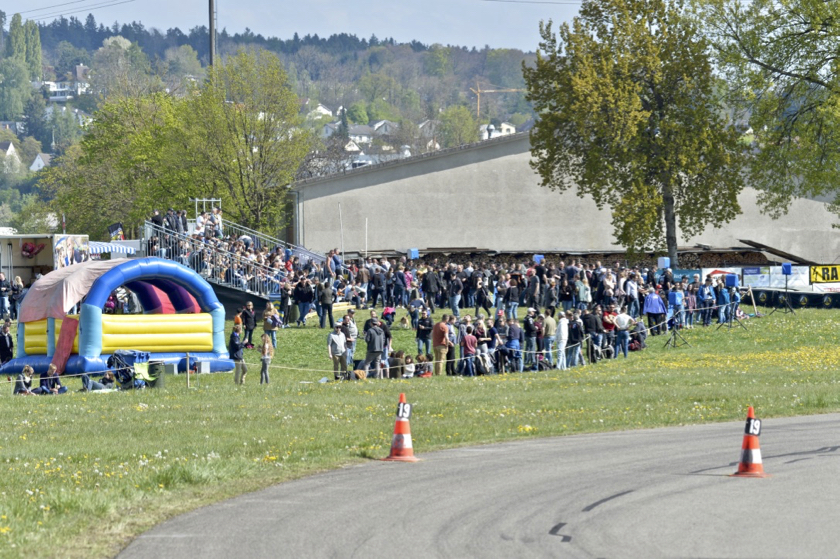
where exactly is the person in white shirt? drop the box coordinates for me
[327,320,348,380]
[556,311,569,370]
[613,307,637,358]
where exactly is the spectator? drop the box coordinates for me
[449,273,464,318]
[10,276,23,320]
[262,302,280,348]
[229,324,247,385]
[505,317,523,373]
[13,365,34,395]
[33,364,67,395]
[81,371,116,392]
[241,302,257,348]
[362,319,386,379]
[416,308,433,355]
[0,273,10,318]
[461,325,478,377]
[293,279,315,327]
[522,308,538,371]
[319,280,336,329]
[0,323,13,364]
[344,310,359,365]
[643,287,667,335]
[556,309,569,370]
[327,320,348,380]
[613,306,636,358]
[432,313,450,376]
[543,308,557,368]
[567,310,585,367]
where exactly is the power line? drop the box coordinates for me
[20,0,99,15]
[31,0,136,22]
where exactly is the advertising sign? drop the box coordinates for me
[810,265,840,284]
[742,267,770,288]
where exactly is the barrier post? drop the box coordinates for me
[186,352,190,389]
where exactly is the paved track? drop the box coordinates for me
[120,413,840,558]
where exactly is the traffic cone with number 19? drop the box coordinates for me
[382,393,419,462]
[731,406,769,477]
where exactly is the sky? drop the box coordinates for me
[27,0,583,52]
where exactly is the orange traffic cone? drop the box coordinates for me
[382,393,419,462]
[731,406,769,478]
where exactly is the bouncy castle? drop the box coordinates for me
[0,257,233,375]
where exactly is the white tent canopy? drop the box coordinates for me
[88,241,136,255]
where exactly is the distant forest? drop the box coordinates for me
[36,15,536,126]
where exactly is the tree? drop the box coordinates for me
[701,0,840,218]
[5,13,24,61]
[20,137,42,167]
[0,58,31,120]
[49,107,82,155]
[186,49,312,230]
[337,107,349,139]
[40,96,188,239]
[163,44,204,86]
[54,41,91,78]
[346,102,369,124]
[439,105,478,147]
[90,36,159,98]
[24,20,42,80]
[24,91,50,147]
[523,0,746,265]
[424,44,451,77]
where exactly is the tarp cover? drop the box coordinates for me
[19,259,127,323]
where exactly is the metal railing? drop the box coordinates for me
[169,215,325,267]
[141,222,288,298]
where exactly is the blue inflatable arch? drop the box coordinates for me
[2,257,233,375]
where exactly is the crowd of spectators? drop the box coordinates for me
[318,257,745,380]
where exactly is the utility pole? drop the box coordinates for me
[209,0,216,67]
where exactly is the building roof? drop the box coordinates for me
[0,141,12,152]
[348,124,375,136]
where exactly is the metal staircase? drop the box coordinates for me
[142,221,291,300]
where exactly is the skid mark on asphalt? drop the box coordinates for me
[581,489,635,512]
[548,522,572,542]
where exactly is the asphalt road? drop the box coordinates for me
[120,413,840,558]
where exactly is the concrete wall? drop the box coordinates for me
[292,133,840,263]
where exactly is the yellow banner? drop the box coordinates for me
[810,266,840,283]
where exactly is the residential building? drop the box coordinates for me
[30,153,52,172]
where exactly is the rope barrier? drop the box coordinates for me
[5,300,750,390]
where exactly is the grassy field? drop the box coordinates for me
[2,307,840,558]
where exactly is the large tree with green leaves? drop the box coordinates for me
[0,58,31,120]
[700,0,840,217]
[39,94,189,238]
[439,105,478,148]
[524,0,746,265]
[186,49,311,231]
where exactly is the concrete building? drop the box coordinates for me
[290,132,840,264]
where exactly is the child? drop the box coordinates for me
[259,333,274,384]
[403,355,415,378]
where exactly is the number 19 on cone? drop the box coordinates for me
[382,393,419,462]
[731,406,769,478]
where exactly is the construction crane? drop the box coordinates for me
[469,82,526,118]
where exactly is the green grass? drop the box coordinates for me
[2,308,840,558]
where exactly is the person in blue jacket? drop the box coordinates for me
[643,287,667,335]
